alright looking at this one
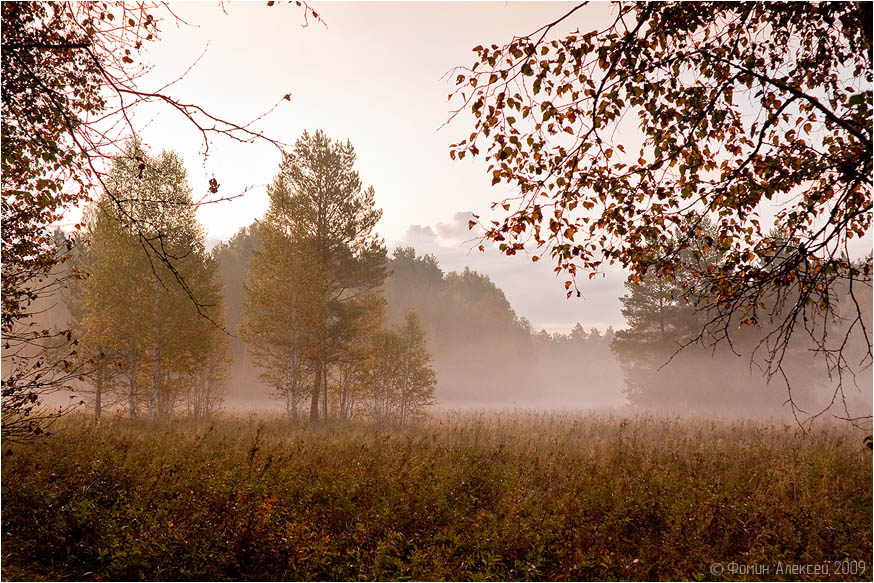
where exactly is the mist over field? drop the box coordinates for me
[35,227,872,421]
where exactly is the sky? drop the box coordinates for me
[119,0,628,333]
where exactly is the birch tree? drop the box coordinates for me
[77,141,227,423]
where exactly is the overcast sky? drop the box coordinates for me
[108,1,627,332]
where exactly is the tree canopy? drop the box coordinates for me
[449,2,872,412]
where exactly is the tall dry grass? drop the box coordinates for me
[2,412,871,580]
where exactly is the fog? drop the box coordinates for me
[29,220,869,429]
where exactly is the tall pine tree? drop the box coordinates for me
[242,130,387,422]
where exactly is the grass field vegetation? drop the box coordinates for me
[2,413,871,581]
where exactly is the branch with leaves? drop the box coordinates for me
[448,1,872,425]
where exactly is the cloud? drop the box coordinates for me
[434,211,479,246]
[402,224,439,246]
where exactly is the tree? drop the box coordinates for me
[394,312,437,424]
[242,130,387,422]
[65,207,136,422]
[611,267,835,417]
[609,222,855,417]
[1,1,318,437]
[75,141,228,424]
[612,270,709,411]
[241,223,319,422]
[449,2,872,420]
[362,311,436,425]
[332,294,387,420]
[185,286,229,420]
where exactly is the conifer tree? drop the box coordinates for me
[242,130,387,422]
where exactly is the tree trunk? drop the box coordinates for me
[290,377,299,423]
[287,372,299,424]
[321,363,328,419]
[289,294,299,424]
[338,364,352,420]
[310,365,321,423]
[94,368,103,423]
[400,385,406,426]
[148,341,160,426]
[148,287,160,426]
[128,363,137,423]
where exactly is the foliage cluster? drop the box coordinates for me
[1,413,871,581]
[0,0,119,438]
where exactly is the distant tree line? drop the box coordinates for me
[382,249,623,408]
[216,235,626,411]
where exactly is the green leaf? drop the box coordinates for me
[848,92,867,106]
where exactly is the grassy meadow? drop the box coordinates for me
[1,412,871,581]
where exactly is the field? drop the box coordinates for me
[1,413,871,581]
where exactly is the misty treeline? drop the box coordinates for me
[53,130,871,423]
[220,237,623,411]
[614,234,873,418]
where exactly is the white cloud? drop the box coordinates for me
[434,211,479,246]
